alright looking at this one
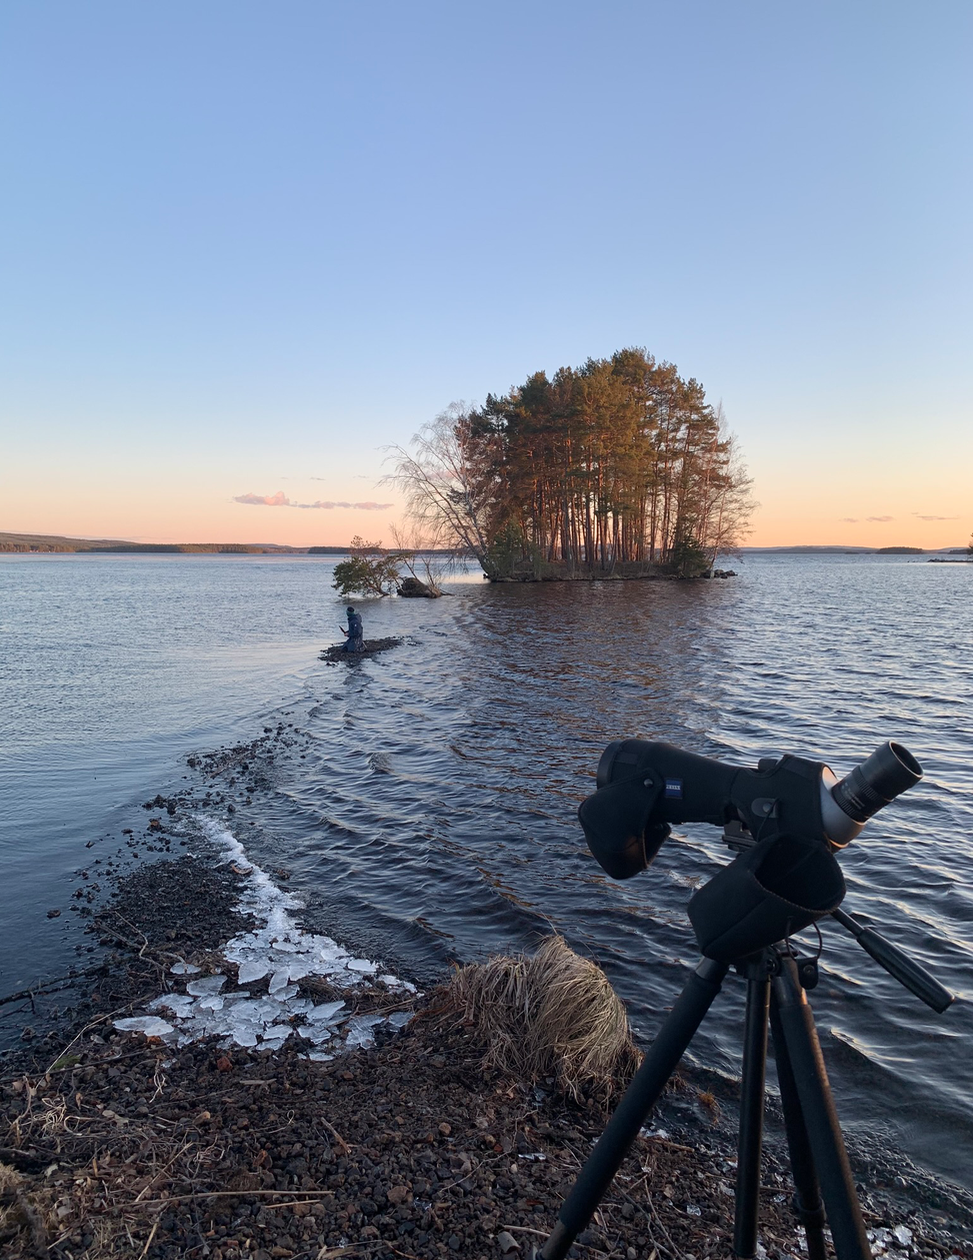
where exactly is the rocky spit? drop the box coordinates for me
[3,726,972,1260]
[319,637,404,665]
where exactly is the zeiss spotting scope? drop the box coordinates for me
[579,739,922,882]
[579,739,922,960]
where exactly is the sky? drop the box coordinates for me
[1,1,971,549]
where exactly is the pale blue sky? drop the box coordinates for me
[2,1,971,546]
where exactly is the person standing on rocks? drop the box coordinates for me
[341,605,364,653]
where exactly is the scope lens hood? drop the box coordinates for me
[687,833,846,961]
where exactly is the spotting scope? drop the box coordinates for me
[580,739,922,882]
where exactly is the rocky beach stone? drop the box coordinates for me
[398,576,439,597]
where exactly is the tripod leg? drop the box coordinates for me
[769,997,829,1260]
[733,971,771,1259]
[772,955,872,1260]
[538,957,728,1260]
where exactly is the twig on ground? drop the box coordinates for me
[137,1218,159,1258]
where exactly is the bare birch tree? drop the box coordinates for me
[383,403,506,578]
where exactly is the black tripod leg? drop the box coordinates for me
[769,997,829,1260]
[772,955,872,1260]
[733,971,770,1258]
[538,958,728,1260]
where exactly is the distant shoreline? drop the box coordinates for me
[1,530,968,557]
[0,532,449,557]
[0,531,339,555]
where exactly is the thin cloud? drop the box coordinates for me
[234,491,290,507]
[297,500,393,510]
[839,517,860,523]
[913,513,958,521]
[234,491,392,510]
[866,515,894,522]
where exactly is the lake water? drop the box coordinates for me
[1,551,971,1189]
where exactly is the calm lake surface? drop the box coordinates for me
[2,552,971,1187]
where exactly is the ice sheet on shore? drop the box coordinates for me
[116,816,416,1055]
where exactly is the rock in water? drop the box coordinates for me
[398,577,438,598]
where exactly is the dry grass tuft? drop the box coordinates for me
[439,935,640,1101]
[0,1162,55,1257]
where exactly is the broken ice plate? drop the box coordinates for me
[297,1025,332,1042]
[230,997,282,1022]
[115,1016,174,1038]
[186,974,227,996]
[149,994,196,1018]
[237,959,271,984]
[258,1027,293,1048]
[307,1000,345,1023]
[344,1014,384,1048]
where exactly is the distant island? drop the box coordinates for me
[739,545,965,555]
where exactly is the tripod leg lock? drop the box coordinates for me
[792,1191,827,1234]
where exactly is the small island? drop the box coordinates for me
[387,347,756,581]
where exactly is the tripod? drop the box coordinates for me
[537,892,953,1260]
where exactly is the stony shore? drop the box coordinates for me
[319,637,404,665]
[3,842,972,1258]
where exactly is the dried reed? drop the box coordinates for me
[440,935,640,1100]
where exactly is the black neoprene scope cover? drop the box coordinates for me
[687,833,846,961]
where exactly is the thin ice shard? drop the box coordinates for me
[344,1014,385,1049]
[115,1016,174,1037]
[186,974,227,997]
[307,1000,345,1024]
[237,959,272,984]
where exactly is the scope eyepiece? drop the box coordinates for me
[830,741,922,824]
